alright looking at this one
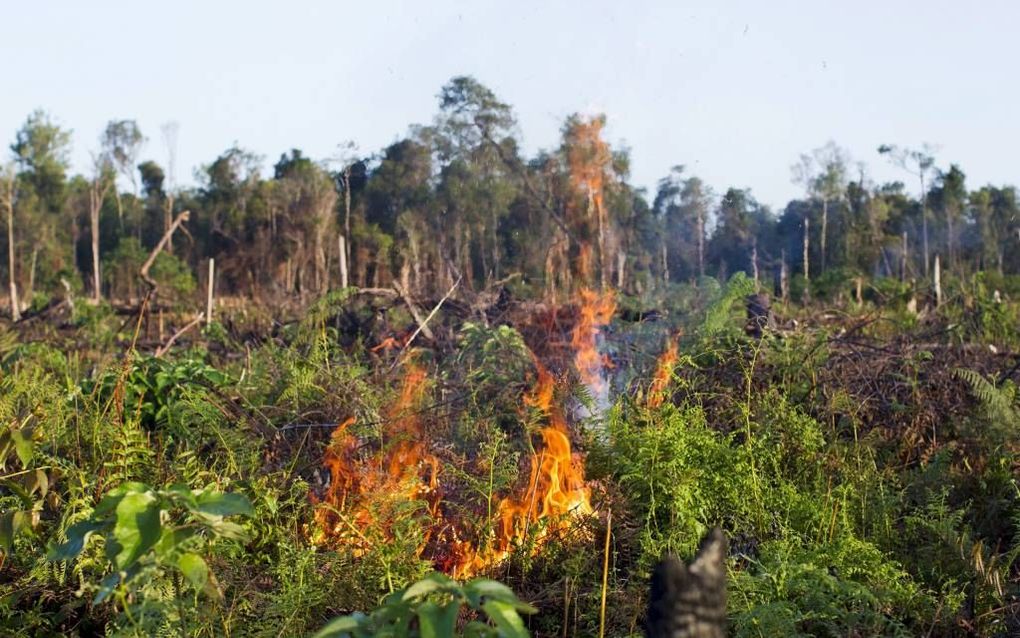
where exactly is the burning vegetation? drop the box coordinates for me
[311,289,616,579]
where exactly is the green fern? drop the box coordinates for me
[954,368,1020,427]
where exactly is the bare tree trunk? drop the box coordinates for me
[697,209,705,278]
[750,239,759,290]
[165,193,175,255]
[779,249,789,303]
[206,258,215,323]
[802,217,810,303]
[820,198,828,272]
[661,242,669,285]
[338,235,349,288]
[342,167,352,265]
[920,174,929,277]
[900,231,908,282]
[2,170,18,321]
[28,247,38,303]
[89,178,108,303]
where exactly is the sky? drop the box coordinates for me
[3,0,1018,209]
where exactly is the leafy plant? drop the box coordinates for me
[314,572,536,638]
[49,481,252,604]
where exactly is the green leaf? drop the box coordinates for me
[194,490,254,518]
[482,599,530,638]
[156,526,196,555]
[111,491,160,569]
[10,427,33,467]
[464,579,520,607]
[94,482,148,517]
[48,519,106,560]
[417,600,459,638]
[176,552,209,589]
[402,572,456,601]
[312,613,367,638]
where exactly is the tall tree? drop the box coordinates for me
[88,153,115,302]
[0,164,18,320]
[101,120,145,227]
[792,141,849,272]
[878,144,936,276]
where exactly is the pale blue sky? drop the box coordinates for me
[3,0,1017,208]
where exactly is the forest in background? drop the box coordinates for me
[3,75,1018,319]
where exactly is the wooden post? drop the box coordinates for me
[855,277,863,306]
[338,234,349,289]
[934,253,942,308]
[206,258,215,323]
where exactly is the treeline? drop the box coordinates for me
[2,76,1018,315]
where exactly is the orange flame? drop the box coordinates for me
[449,361,593,577]
[571,288,616,394]
[313,358,441,553]
[647,333,681,409]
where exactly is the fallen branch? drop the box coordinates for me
[396,276,462,360]
[141,210,191,293]
[155,311,204,357]
[392,280,434,341]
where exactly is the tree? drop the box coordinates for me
[101,120,145,227]
[88,153,116,302]
[1,164,18,320]
[930,164,966,269]
[653,166,711,282]
[792,141,850,272]
[878,144,936,276]
[10,110,73,299]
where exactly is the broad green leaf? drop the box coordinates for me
[48,519,106,560]
[482,599,530,638]
[402,572,456,601]
[176,552,209,589]
[194,490,253,518]
[417,600,459,638]
[312,613,366,638]
[10,427,33,467]
[156,526,196,555]
[464,579,523,607]
[94,482,149,517]
[112,491,160,568]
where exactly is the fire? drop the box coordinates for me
[571,288,616,396]
[315,296,611,578]
[313,357,441,553]
[647,333,681,408]
[449,361,593,577]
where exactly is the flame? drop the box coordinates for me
[371,336,403,353]
[313,358,441,553]
[565,116,612,286]
[647,333,681,408]
[448,361,593,577]
[571,288,616,395]
[315,303,608,577]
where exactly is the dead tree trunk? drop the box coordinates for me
[89,172,113,303]
[2,168,18,321]
[646,529,727,638]
[802,217,811,303]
